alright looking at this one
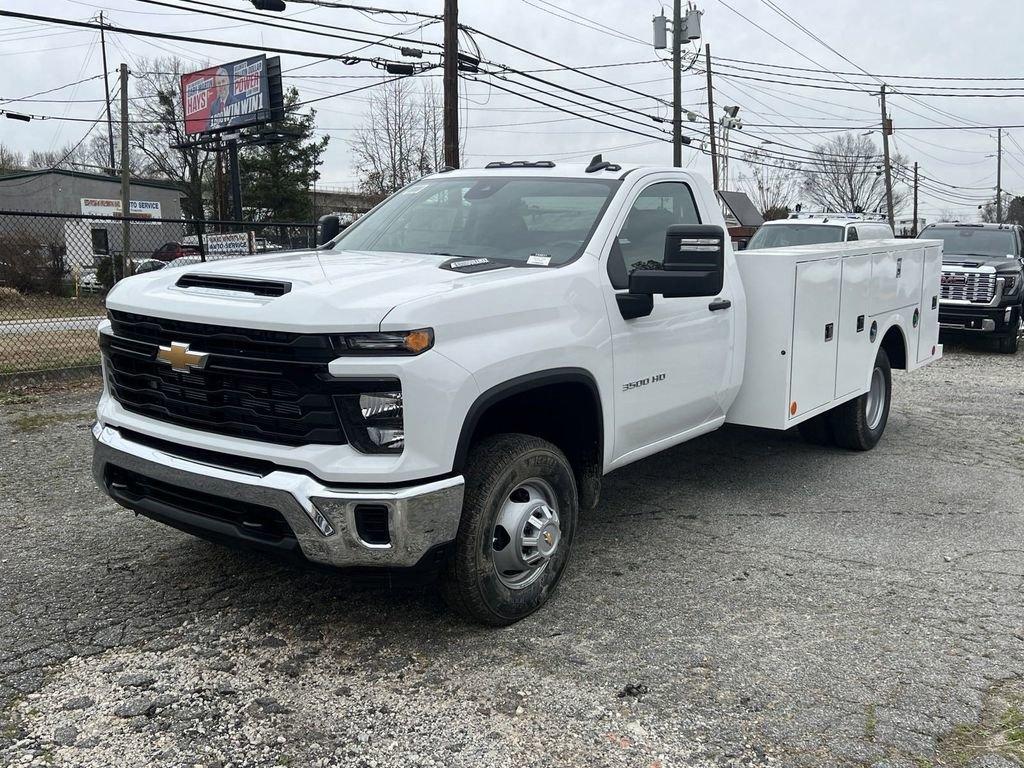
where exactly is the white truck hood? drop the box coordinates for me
[104,248,525,332]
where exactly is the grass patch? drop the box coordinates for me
[0,329,100,374]
[0,293,106,322]
[929,688,1024,766]
[11,409,95,433]
[865,703,878,741]
[0,392,38,405]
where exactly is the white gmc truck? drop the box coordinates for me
[93,160,943,624]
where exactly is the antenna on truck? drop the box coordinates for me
[586,154,621,173]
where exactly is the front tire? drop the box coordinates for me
[829,348,892,451]
[442,434,578,626]
[997,314,1021,354]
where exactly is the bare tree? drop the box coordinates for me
[800,133,907,216]
[26,143,90,171]
[350,79,446,196]
[129,56,214,220]
[737,151,800,219]
[0,144,24,174]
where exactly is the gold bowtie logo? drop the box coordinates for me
[543,530,554,546]
[156,342,210,373]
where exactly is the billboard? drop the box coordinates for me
[181,56,280,135]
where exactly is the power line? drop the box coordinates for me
[715,54,1024,83]
[0,74,107,107]
[156,0,444,51]
[0,9,406,65]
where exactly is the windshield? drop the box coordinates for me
[747,223,845,249]
[326,176,620,265]
[922,227,1016,258]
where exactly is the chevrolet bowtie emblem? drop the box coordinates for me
[156,341,210,373]
[543,531,554,546]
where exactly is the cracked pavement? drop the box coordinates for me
[1,342,1022,768]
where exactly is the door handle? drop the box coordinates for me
[708,298,732,312]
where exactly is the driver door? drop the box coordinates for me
[603,179,735,462]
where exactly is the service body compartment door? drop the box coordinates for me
[870,250,900,314]
[917,245,942,362]
[790,259,841,417]
[835,254,873,398]
[895,247,924,308]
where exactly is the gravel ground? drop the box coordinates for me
[1,341,1022,768]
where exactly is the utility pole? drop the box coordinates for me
[880,84,895,233]
[99,12,116,174]
[442,0,459,168]
[227,138,243,223]
[119,64,132,279]
[912,161,919,237]
[672,0,683,167]
[705,43,719,190]
[996,128,1003,223]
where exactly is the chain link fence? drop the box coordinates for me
[0,210,317,377]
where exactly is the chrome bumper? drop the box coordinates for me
[92,424,465,568]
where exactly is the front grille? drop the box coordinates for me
[106,466,295,542]
[102,312,351,446]
[940,269,996,303]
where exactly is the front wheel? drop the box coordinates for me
[828,348,892,451]
[997,314,1021,354]
[442,434,578,625]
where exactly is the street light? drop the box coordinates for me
[251,0,286,11]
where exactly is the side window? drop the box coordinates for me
[846,227,859,242]
[607,181,701,289]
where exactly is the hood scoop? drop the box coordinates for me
[176,273,292,297]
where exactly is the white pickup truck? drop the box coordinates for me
[93,160,942,624]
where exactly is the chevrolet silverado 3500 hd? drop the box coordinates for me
[93,161,943,624]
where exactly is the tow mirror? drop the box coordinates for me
[627,224,725,298]
[317,214,342,246]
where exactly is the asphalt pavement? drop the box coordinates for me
[1,341,1022,768]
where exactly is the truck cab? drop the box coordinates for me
[918,222,1023,353]
[92,161,941,624]
[746,214,894,250]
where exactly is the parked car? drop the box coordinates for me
[93,161,942,625]
[78,268,103,292]
[918,222,1023,353]
[167,254,204,269]
[132,258,167,275]
[255,238,283,253]
[747,216,894,249]
[151,242,202,263]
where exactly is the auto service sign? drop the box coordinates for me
[181,55,271,135]
[80,198,162,219]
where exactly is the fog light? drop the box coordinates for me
[367,426,404,450]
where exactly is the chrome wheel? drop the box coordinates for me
[865,366,886,430]
[492,478,561,590]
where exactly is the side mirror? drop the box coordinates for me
[317,214,342,246]
[628,224,725,298]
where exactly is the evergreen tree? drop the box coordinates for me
[240,88,329,222]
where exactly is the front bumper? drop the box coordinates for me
[939,302,1020,335]
[92,424,465,569]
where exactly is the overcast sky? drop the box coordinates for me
[2,0,1022,221]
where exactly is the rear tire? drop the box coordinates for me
[829,348,892,451]
[442,434,578,626]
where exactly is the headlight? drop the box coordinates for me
[1002,273,1020,295]
[335,381,404,454]
[335,329,434,355]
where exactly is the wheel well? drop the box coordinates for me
[880,325,908,370]
[456,375,603,511]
